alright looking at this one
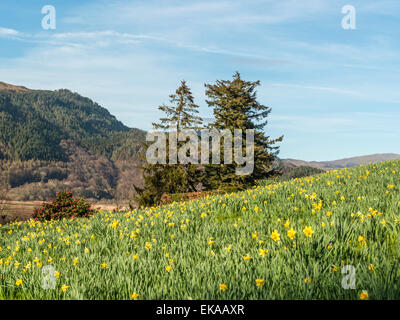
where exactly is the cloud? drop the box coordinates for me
[1,0,399,161]
[61,0,331,31]
[0,27,19,36]
[359,0,400,15]
[270,111,400,135]
[6,29,298,68]
[228,56,293,66]
[271,83,362,97]
[269,114,356,133]
[0,37,204,130]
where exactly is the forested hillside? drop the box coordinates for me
[0,86,145,161]
[0,83,146,200]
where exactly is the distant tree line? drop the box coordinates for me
[277,165,325,181]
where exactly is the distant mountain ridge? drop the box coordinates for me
[282,153,400,171]
[0,81,30,92]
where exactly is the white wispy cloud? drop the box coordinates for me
[270,112,400,134]
[272,83,363,97]
[269,114,356,133]
[62,0,331,28]
[5,29,298,67]
[0,27,19,36]
[359,0,400,15]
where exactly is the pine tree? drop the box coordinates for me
[203,72,283,190]
[133,81,204,206]
[153,80,203,131]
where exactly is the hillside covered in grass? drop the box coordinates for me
[1,160,400,299]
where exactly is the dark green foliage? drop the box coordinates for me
[81,130,146,161]
[8,168,42,188]
[133,164,204,207]
[0,88,145,162]
[278,165,325,181]
[43,167,68,182]
[133,166,166,207]
[258,165,325,186]
[134,81,204,206]
[0,87,146,201]
[32,191,94,222]
[152,80,203,131]
[203,72,283,191]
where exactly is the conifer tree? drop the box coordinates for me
[203,72,283,190]
[133,81,203,206]
[153,80,203,131]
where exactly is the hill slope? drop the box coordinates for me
[1,160,399,299]
[0,83,146,161]
[282,153,400,170]
[0,81,30,92]
[0,82,146,200]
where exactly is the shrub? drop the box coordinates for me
[32,191,95,222]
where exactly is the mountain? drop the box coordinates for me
[0,82,146,201]
[0,81,30,92]
[281,153,400,171]
[0,82,146,161]
[1,81,399,201]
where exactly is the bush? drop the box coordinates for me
[32,191,95,222]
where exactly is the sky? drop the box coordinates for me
[0,0,399,161]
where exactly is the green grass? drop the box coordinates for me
[1,161,400,300]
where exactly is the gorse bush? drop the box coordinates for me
[32,191,94,222]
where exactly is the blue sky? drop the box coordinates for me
[1,0,399,161]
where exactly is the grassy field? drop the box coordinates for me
[1,160,400,300]
[0,201,42,223]
[0,201,125,225]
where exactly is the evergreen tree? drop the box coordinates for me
[203,72,283,190]
[134,81,204,206]
[153,80,203,131]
